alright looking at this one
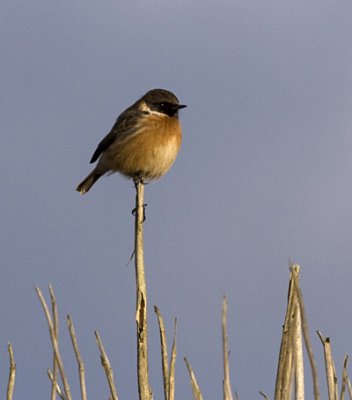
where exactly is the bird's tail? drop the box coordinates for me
[76,170,101,194]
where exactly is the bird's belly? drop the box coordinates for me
[102,120,182,180]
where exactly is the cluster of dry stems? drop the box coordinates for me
[3,183,352,400]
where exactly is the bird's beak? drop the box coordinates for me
[176,104,187,110]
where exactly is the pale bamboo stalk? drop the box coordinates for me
[36,286,72,400]
[168,318,177,400]
[290,264,320,400]
[346,376,352,399]
[317,331,338,400]
[275,270,295,400]
[184,357,203,400]
[134,180,152,400]
[222,296,234,400]
[154,306,169,399]
[49,284,59,400]
[47,369,66,400]
[67,315,87,400]
[340,355,348,400]
[6,342,16,400]
[95,330,118,400]
[292,298,304,400]
[347,375,352,400]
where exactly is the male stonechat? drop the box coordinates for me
[76,89,186,194]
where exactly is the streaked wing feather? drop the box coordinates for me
[89,105,142,163]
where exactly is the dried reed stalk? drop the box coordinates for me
[134,180,152,400]
[7,342,16,400]
[95,330,118,400]
[317,331,338,400]
[222,296,234,400]
[184,357,203,400]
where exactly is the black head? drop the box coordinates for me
[141,89,187,117]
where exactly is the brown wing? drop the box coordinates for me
[90,104,143,164]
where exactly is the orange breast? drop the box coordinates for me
[101,114,182,180]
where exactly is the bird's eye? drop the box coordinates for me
[159,102,166,108]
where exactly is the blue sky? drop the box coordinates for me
[1,1,352,398]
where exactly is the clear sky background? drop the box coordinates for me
[1,1,352,399]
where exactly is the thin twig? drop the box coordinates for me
[154,306,170,399]
[49,284,59,400]
[346,376,352,400]
[36,286,72,400]
[184,357,203,400]
[290,264,320,400]
[168,318,177,400]
[7,342,16,400]
[274,269,295,400]
[259,390,271,400]
[292,297,304,400]
[67,315,87,400]
[134,180,152,400]
[340,355,348,400]
[317,331,338,400]
[95,330,118,400]
[222,296,234,400]
[48,369,66,400]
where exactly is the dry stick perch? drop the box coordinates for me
[275,267,296,400]
[347,376,352,400]
[340,355,348,400]
[292,295,304,400]
[36,286,72,400]
[222,296,234,400]
[67,315,87,400]
[95,330,119,400]
[134,180,152,400]
[290,264,321,400]
[49,284,59,400]
[317,331,338,400]
[154,306,170,400]
[184,357,204,400]
[47,369,66,400]
[168,318,177,400]
[7,342,16,400]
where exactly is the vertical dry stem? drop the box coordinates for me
[67,315,87,400]
[184,357,204,400]
[292,298,304,399]
[290,264,320,400]
[317,331,338,400]
[222,296,234,400]
[134,181,152,400]
[95,330,119,400]
[36,286,72,400]
[154,306,170,399]
[7,342,16,400]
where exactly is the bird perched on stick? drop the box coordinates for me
[76,89,187,194]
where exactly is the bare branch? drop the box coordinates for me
[6,342,16,400]
[67,315,87,400]
[292,298,304,400]
[168,318,177,400]
[290,264,320,400]
[184,357,203,400]
[35,286,72,400]
[154,306,169,399]
[340,355,348,400]
[222,296,234,400]
[134,180,152,400]
[49,284,59,400]
[317,331,338,400]
[48,369,66,400]
[95,330,118,400]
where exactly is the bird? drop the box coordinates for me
[76,89,187,194]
